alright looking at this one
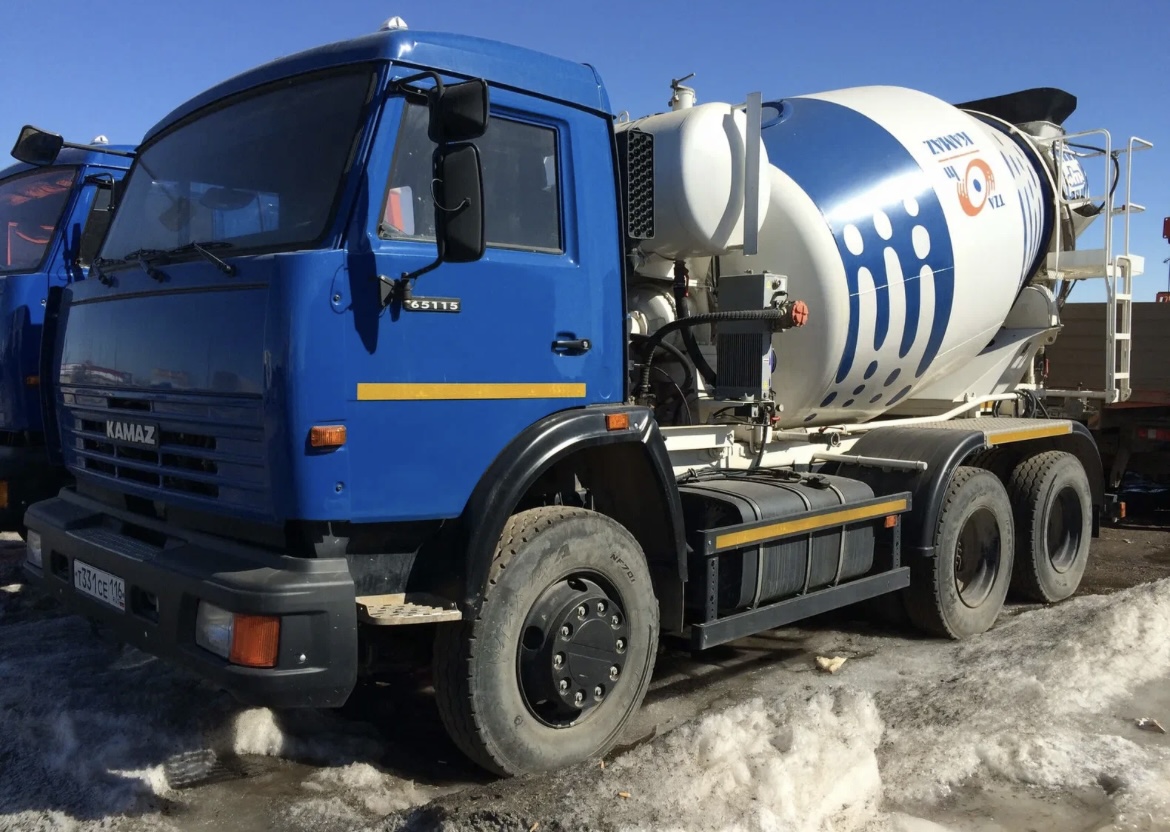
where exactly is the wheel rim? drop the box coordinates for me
[954,507,1001,608]
[516,572,630,728]
[1047,485,1084,573]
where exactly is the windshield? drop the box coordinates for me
[0,167,77,274]
[99,67,376,263]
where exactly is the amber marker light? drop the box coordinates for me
[605,413,630,431]
[310,425,347,449]
[884,515,899,529]
[229,614,281,668]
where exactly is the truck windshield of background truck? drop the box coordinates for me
[98,67,376,265]
[0,166,77,274]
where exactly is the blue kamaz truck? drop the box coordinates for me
[23,21,1149,775]
[0,129,132,535]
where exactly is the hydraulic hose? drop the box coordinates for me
[678,296,717,388]
[637,307,803,399]
[629,333,694,399]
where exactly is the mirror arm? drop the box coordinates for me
[379,258,442,308]
[391,70,445,101]
[62,141,135,158]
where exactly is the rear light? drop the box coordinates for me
[25,530,42,569]
[195,602,281,668]
[0,480,8,509]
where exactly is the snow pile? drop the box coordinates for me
[285,762,447,831]
[575,688,885,832]
[0,545,437,831]
[877,578,1170,815]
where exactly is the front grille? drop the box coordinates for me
[61,387,269,513]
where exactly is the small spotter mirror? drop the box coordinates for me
[429,79,489,144]
[11,125,65,167]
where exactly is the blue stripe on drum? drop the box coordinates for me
[761,97,957,383]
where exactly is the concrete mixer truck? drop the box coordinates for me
[0,129,133,538]
[20,22,1152,776]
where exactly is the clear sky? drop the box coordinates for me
[3,0,1166,300]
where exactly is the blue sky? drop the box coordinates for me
[3,0,1166,300]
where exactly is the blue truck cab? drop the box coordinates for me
[22,22,1108,777]
[0,134,133,533]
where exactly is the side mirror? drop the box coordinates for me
[12,125,65,166]
[429,79,489,144]
[434,143,484,263]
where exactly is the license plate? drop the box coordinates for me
[73,559,126,611]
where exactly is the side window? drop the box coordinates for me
[381,102,562,253]
[77,183,114,268]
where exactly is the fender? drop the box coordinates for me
[458,404,686,613]
[818,420,1104,560]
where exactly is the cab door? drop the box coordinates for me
[342,82,625,523]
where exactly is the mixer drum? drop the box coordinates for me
[719,85,1054,427]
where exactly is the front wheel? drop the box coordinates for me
[433,507,659,776]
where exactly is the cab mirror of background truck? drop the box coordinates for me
[11,125,64,167]
[429,78,489,144]
[434,143,484,263]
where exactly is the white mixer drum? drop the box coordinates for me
[719,85,1054,427]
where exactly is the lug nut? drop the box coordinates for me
[574,690,585,706]
[559,679,570,692]
[615,638,626,652]
[610,614,621,627]
[553,653,564,669]
[609,665,619,681]
[594,685,604,699]
[596,601,606,614]
[577,605,587,618]
[560,624,572,638]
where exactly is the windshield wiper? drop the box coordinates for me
[163,241,237,277]
[94,249,168,283]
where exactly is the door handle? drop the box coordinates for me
[552,338,591,354]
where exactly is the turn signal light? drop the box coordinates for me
[310,425,347,449]
[605,413,630,431]
[229,614,281,668]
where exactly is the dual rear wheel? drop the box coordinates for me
[906,451,1092,639]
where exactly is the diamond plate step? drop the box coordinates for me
[356,593,462,626]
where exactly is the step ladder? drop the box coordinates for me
[1040,131,1153,405]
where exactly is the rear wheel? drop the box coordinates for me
[906,467,1014,639]
[1006,451,1091,603]
[433,507,659,776]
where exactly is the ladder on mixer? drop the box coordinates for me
[1040,130,1153,404]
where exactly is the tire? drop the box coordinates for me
[906,466,1014,639]
[433,507,659,776]
[1006,451,1091,603]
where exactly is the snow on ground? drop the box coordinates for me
[404,581,1170,832]
[0,541,446,832]
[6,528,1170,832]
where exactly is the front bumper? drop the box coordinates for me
[0,445,69,532]
[23,488,358,708]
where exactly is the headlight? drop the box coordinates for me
[25,530,42,569]
[195,601,234,658]
[195,601,280,667]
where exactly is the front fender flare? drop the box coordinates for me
[457,405,685,613]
